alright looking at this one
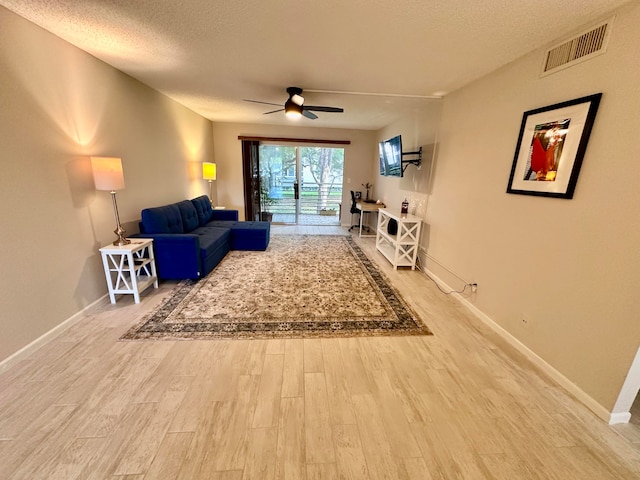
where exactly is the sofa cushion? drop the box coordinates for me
[177,200,200,232]
[211,209,239,221]
[140,204,184,234]
[204,221,270,251]
[191,226,232,257]
[191,195,214,226]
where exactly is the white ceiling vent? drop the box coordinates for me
[541,18,613,76]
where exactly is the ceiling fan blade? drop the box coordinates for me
[302,110,318,120]
[263,108,284,115]
[303,105,344,113]
[244,99,283,107]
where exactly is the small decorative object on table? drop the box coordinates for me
[401,198,409,214]
[362,182,372,201]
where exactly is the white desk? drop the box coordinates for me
[356,201,385,237]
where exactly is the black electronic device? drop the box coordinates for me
[378,135,403,177]
[387,219,398,235]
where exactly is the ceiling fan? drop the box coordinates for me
[244,86,344,120]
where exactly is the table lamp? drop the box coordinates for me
[91,156,130,246]
[202,162,216,204]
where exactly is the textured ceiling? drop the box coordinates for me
[0,0,629,130]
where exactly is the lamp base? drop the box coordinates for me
[113,238,131,246]
[109,191,130,246]
[112,225,130,246]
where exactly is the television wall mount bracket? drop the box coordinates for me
[401,146,422,174]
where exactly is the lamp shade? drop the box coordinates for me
[203,162,217,180]
[91,157,125,191]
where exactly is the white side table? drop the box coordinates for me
[99,238,158,304]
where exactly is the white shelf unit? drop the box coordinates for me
[99,238,158,304]
[375,208,422,270]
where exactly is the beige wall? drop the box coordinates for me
[0,7,214,362]
[374,102,442,224]
[211,122,377,223]
[424,2,640,410]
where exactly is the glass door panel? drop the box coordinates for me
[258,145,298,224]
[299,147,344,226]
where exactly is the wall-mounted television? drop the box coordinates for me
[379,135,403,177]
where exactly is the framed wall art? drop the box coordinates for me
[506,93,602,199]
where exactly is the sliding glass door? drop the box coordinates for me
[259,144,344,225]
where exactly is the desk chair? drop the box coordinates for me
[348,191,371,233]
[348,190,360,232]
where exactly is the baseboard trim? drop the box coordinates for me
[0,294,108,373]
[425,268,613,423]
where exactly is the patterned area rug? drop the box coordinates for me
[121,235,431,340]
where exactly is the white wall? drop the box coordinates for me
[424,2,640,411]
[0,6,214,362]
[211,122,377,223]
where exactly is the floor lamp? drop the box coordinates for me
[202,162,216,205]
[91,156,130,246]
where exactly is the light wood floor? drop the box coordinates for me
[2,226,640,479]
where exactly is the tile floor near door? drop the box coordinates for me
[1,226,639,479]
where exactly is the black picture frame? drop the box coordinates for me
[506,93,602,199]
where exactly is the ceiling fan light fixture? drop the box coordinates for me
[245,87,342,120]
[284,99,302,119]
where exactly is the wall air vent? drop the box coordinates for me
[541,18,612,76]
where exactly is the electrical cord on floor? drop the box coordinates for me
[415,255,473,295]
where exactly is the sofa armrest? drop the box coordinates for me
[212,209,239,221]
[131,233,202,280]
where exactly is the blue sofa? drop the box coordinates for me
[136,195,270,280]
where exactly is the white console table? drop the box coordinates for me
[375,208,422,270]
[99,238,158,304]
